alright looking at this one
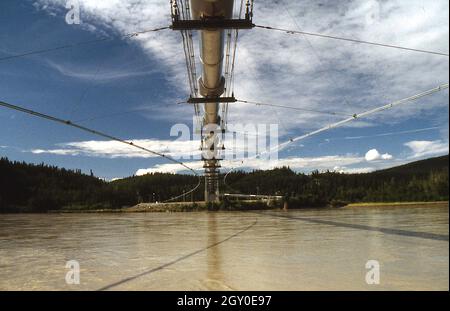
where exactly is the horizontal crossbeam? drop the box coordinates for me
[171,19,254,30]
[187,96,237,104]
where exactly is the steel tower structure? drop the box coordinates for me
[171,0,254,202]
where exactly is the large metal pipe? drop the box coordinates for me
[191,0,233,123]
[190,0,234,202]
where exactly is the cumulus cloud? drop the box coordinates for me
[381,153,394,160]
[404,140,449,159]
[365,148,393,161]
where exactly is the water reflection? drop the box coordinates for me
[205,213,225,290]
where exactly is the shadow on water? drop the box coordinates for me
[97,215,256,291]
[255,211,449,242]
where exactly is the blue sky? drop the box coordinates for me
[0,0,449,180]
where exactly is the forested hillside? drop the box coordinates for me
[0,155,448,212]
[226,156,448,207]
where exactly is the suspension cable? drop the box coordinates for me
[177,0,201,131]
[181,31,196,95]
[0,26,170,63]
[235,99,351,117]
[0,99,202,203]
[254,25,449,57]
[229,0,245,93]
[223,83,449,189]
[224,29,233,97]
[220,0,246,155]
[281,1,356,111]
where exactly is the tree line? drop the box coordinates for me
[0,155,448,212]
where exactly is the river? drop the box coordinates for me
[0,205,448,291]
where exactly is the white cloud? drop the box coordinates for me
[365,148,393,162]
[46,60,158,82]
[27,0,450,179]
[32,148,82,156]
[136,154,365,175]
[33,0,449,141]
[31,138,201,159]
[333,166,376,174]
[24,1,449,180]
[27,129,280,160]
[381,153,393,160]
[404,140,449,159]
[136,161,204,175]
[365,149,380,161]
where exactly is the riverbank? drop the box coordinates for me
[345,201,449,208]
[46,200,449,213]
[123,200,281,213]
[5,200,448,214]
[127,201,449,213]
[43,199,282,213]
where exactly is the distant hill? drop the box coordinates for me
[377,155,449,175]
[0,155,448,212]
